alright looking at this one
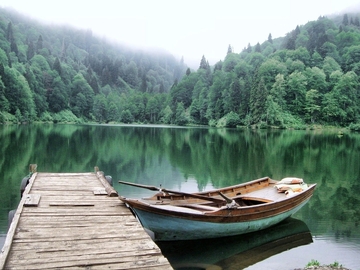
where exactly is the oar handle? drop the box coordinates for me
[218,192,233,203]
[162,189,225,203]
[118,180,160,191]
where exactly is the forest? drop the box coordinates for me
[1,7,360,129]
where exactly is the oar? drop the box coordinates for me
[218,191,233,203]
[119,180,225,204]
[218,191,239,208]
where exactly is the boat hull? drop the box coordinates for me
[129,197,311,241]
[121,178,316,241]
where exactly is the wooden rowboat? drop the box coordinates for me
[119,177,316,241]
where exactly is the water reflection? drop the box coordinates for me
[1,124,360,268]
[157,218,312,270]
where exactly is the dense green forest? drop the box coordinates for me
[0,8,187,124]
[1,7,360,128]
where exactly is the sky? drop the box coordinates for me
[1,0,360,68]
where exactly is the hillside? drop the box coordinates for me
[169,13,360,128]
[1,7,360,128]
[0,7,186,123]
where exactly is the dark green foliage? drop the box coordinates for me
[354,16,360,27]
[1,7,360,128]
[199,55,210,70]
[70,73,94,118]
[170,72,198,109]
[93,94,107,122]
[255,42,261,53]
[222,77,241,114]
[0,7,185,123]
[0,76,9,112]
[27,41,35,60]
[222,53,240,72]
[250,77,268,123]
[36,35,43,53]
[2,66,35,121]
[53,57,62,76]
[174,102,188,125]
[224,111,240,127]
[120,109,133,123]
[48,76,67,113]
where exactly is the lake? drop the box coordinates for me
[1,124,359,269]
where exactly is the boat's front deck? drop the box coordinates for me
[238,183,286,202]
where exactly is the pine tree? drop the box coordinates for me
[268,33,273,44]
[36,35,43,52]
[10,40,19,56]
[255,42,261,53]
[250,76,268,123]
[354,16,360,27]
[199,55,209,70]
[159,82,165,93]
[140,74,147,92]
[343,14,349,26]
[6,22,13,41]
[246,43,252,53]
[6,22,18,57]
[53,57,62,76]
[214,61,222,72]
[227,44,233,54]
[27,41,35,61]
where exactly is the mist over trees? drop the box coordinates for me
[1,7,360,129]
[171,13,360,129]
[0,8,187,124]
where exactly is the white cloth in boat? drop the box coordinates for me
[278,177,304,184]
[275,183,308,193]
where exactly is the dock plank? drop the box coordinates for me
[0,171,172,269]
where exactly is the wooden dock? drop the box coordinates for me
[0,166,172,269]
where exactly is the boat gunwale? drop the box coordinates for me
[121,183,316,223]
[144,176,274,202]
[183,176,273,198]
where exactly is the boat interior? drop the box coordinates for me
[146,179,292,211]
[135,177,312,214]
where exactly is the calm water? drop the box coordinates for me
[1,124,359,269]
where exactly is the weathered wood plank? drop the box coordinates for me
[93,188,108,195]
[1,170,171,269]
[24,194,41,206]
[11,232,151,244]
[6,252,169,269]
[48,202,95,206]
[0,172,37,268]
[9,242,162,260]
[17,214,133,225]
[95,170,118,197]
[20,195,118,201]
[22,221,138,227]
[10,237,154,252]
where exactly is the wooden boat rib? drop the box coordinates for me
[119,177,316,241]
